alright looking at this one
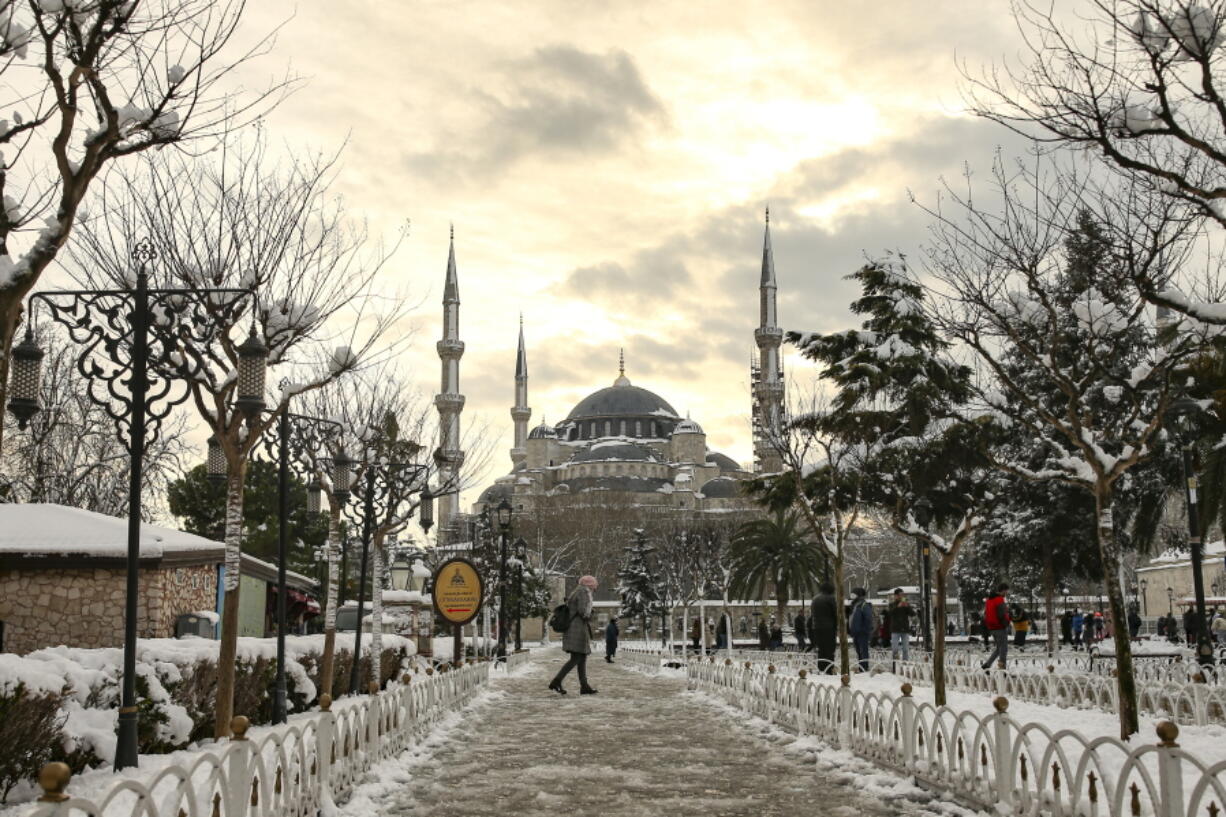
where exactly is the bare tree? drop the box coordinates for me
[964,0,1226,321]
[65,131,407,737]
[916,156,1207,737]
[1,327,186,515]
[0,0,292,452]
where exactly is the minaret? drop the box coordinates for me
[434,225,466,541]
[753,207,785,473]
[510,315,531,467]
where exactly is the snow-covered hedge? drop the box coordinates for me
[0,634,414,802]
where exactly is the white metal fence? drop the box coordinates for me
[687,657,1226,817]
[24,661,492,817]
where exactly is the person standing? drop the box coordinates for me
[1183,606,1197,646]
[605,617,619,664]
[849,587,874,671]
[690,618,702,652]
[757,619,769,649]
[1212,608,1226,646]
[887,589,915,662]
[716,612,731,650]
[1128,606,1142,640]
[794,611,808,652]
[549,575,599,695]
[1071,609,1084,648]
[1060,610,1073,645]
[811,583,839,673]
[981,583,1012,671]
[1012,606,1030,649]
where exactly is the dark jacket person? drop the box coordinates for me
[811,583,839,673]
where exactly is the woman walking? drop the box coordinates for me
[549,575,599,695]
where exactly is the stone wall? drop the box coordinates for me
[0,563,219,655]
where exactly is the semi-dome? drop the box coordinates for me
[706,452,741,472]
[673,417,703,435]
[565,372,678,421]
[568,440,656,463]
[528,422,557,440]
[700,476,743,499]
[477,481,513,506]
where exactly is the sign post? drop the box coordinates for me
[432,558,485,665]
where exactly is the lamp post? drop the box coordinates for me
[1167,586,1174,616]
[252,408,342,724]
[912,498,934,651]
[343,456,431,694]
[1169,398,1214,665]
[495,499,512,658]
[389,556,412,592]
[514,536,527,652]
[1140,579,1148,616]
[7,241,252,770]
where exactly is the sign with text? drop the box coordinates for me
[431,558,484,626]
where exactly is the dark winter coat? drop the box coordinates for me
[849,598,874,637]
[887,600,915,633]
[605,619,619,646]
[810,592,839,637]
[794,613,808,639]
[562,585,593,654]
[757,621,769,648]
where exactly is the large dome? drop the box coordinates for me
[566,383,678,421]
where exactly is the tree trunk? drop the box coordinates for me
[835,549,849,674]
[934,562,951,706]
[0,290,24,457]
[214,462,247,739]
[370,537,384,688]
[1043,542,1057,657]
[319,509,342,699]
[1096,486,1139,739]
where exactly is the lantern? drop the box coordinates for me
[206,435,227,485]
[331,449,354,504]
[419,486,434,533]
[7,328,43,429]
[389,557,412,591]
[496,498,512,530]
[306,477,322,514]
[235,327,267,422]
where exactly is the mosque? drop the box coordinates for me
[431,211,787,542]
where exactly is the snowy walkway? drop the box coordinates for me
[357,650,959,817]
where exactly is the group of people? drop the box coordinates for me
[1155,607,1226,646]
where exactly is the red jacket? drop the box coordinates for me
[983,595,1011,631]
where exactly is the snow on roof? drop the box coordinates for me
[1138,539,1225,569]
[0,504,223,558]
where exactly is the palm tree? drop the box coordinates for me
[729,510,825,627]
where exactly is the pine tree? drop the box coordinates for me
[617,529,661,643]
[790,260,996,701]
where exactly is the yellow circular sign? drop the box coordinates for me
[431,558,484,626]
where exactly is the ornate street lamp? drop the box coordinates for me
[496,498,513,658]
[514,536,527,652]
[7,240,252,770]
[6,328,43,428]
[420,486,434,533]
[389,556,412,592]
[253,407,342,723]
[331,448,354,504]
[1167,586,1174,616]
[235,328,268,422]
[1167,398,1214,665]
[206,435,227,486]
[306,477,323,514]
[1139,578,1148,616]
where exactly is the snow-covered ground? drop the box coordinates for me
[344,649,969,817]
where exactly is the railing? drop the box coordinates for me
[25,660,492,817]
[891,659,1226,728]
[619,646,665,674]
[502,649,532,674]
[688,657,1226,817]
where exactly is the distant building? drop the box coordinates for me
[0,504,318,654]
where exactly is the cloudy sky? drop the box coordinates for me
[235,1,1029,501]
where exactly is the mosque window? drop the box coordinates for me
[604,420,611,436]
[635,420,642,436]
[619,420,626,436]
[651,421,658,437]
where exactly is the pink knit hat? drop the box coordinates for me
[579,575,598,589]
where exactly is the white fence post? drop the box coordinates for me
[1155,721,1185,817]
[367,681,381,758]
[837,674,853,748]
[226,716,254,817]
[991,697,1013,811]
[899,683,916,770]
[318,694,335,802]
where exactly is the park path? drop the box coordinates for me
[368,649,957,817]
